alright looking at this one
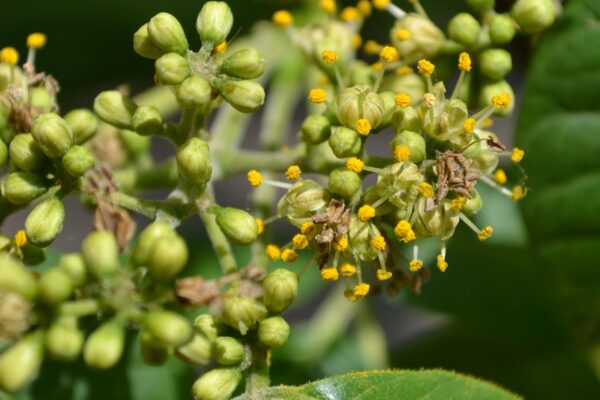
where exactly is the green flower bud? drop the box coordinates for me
[489,14,516,45]
[392,106,422,133]
[31,113,73,158]
[25,196,65,247]
[375,162,423,210]
[213,206,258,245]
[0,331,44,392]
[0,140,6,167]
[196,1,234,47]
[176,76,213,110]
[139,332,171,366]
[390,130,426,164]
[20,242,46,266]
[147,234,189,282]
[413,200,460,241]
[466,0,495,13]
[191,367,241,400]
[378,91,396,129]
[29,87,54,116]
[336,84,384,129]
[221,296,267,335]
[277,180,329,219]
[391,13,445,60]
[0,64,26,92]
[58,253,87,286]
[64,109,98,144]
[62,145,95,177]
[81,230,120,278]
[45,316,84,361]
[84,319,125,369]
[94,91,137,129]
[381,73,426,105]
[133,23,166,59]
[328,168,362,199]
[219,48,265,80]
[479,80,515,117]
[213,336,244,365]
[132,221,175,266]
[328,126,362,158]
[120,129,151,156]
[424,94,469,141]
[194,314,219,341]
[8,133,47,171]
[348,61,376,87]
[301,114,331,144]
[479,49,512,81]
[155,53,190,86]
[1,172,49,205]
[176,137,212,188]
[215,79,265,113]
[176,333,212,366]
[262,268,298,313]
[472,130,500,174]
[143,310,193,348]
[348,215,381,261]
[511,0,556,34]
[131,105,163,136]
[448,13,481,48]
[0,253,37,300]
[38,267,73,305]
[462,189,483,217]
[148,12,189,55]
[258,316,290,348]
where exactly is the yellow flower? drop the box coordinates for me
[322,50,339,64]
[356,118,372,136]
[255,218,264,235]
[320,0,337,14]
[395,28,411,41]
[27,33,47,49]
[214,41,228,54]
[321,267,339,281]
[333,236,348,251]
[463,118,476,134]
[357,0,372,16]
[351,34,363,49]
[371,235,387,251]
[394,92,412,108]
[14,230,27,247]
[409,259,423,272]
[379,45,399,62]
[377,269,392,281]
[339,263,357,277]
[358,205,376,222]
[353,283,370,298]
[273,10,294,27]
[346,157,365,173]
[394,145,411,162]
[363,40,381,55]
[512,185,528,201]
[285,165,302,180]
[477,226,493,241]
[247,170,263,186]
[394,220,416,243]
[0,47,19,65]
[340,6,360,22]
[450,196,466,212]
[419,182,435,198]
[281,248,298,262]
[436,255,448,272]
[417,59,435,77]
[300,222,315,234]
[292,233,309,250]
[395,66,413,76]
[511,148,524,163]
[308,88,327,104]
[458,52,472,72]
[491,92,511,109]
[493,169,507,185]
[373,0,390,10]
[266,244,281,261]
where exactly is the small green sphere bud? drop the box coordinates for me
[155,53,190,86]
[46,316,84,361]
[0,253,37,300]
[62,145,95,177]
[176,76,213,109]
[277,180,329,218]
[143,310,193,348]
[191,367,241,400]
[8,133,47,171]
[29,87,54,116]
[221,296,267,335]
[392,106,422,133]
[148,12,189,55]
[379,91,396,129]
[489,14,516,45]
[328,168,362,199]
[479,49,512,81]
[1,172,49,205]
[64,109,98,144]
[176,137,212,188]
[31,113,73,158]
[219,48,265,79]
[0,140,6,167]
[448,13,481,48]
[0,331,44,392]
[262,268,298,313]
[479,80,515,117]
[140,332,171,366]
[466,0,495,13]
[176,333,212,366]
[81,230,120,278]
[301,114,331,144]
[391,14,445,60]
[390,130,426,164]
[120,129,151,156]
[462,190,483,217]
[133,23,166,59]
[413,201,460,242]
[147,234,189,282]
[196,1,234,47]
[131,105,163,136]
[213,336,244,365]
[215,79,265,113]
[132,221,175,266]
[336,84,384,129]
[194,314,218,341]
[58,253,87,286]
[38,267,73,305]
[84,319,125,370]
[213,206,258,245]
[328,126,362,158]
[94,91,137,129]
[25,196,65,247]
[511,0,556,34]
[258,316,290,348]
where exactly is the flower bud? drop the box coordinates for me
[413,201,460,241]
[0,253,37,300]
[262,268,298,313]
[25,196,65,247]
[1,172,49,205]
[511,0,556,34]
[390,14,445,60]
[336,84,384,129]
[479,80,514,117]
[448,13,481,48]
[196,1,234,47]
[84,319,125,369]
[176,137,212,188]
[131,105,163,136]
[215,79,265,113]
[29,87,54,116]
[45,316,84,361]
[219,48,265,79]
[378,91,396,129]
[155,53,191,86]
[348,215,381,261]
[176,333,212,366]
[132,221,175,266]
[147,234,189,281]
[64,109,98,144]
[277,180,329,219]
[31,113,73,158]
[390,130,426,164]
[221,296,267,335]
[375,162,423,210]
[0,140,6,167]
[258,316,290,348]
[328,126,362,158]
[479,49,512,81]
[213,206,258,245]
[38,267,73,305]
[462,189,483,217]
[176,76,213,110]
[81,230,120,278]
[382,74,426,105]
[466,0,495,13]
[0,331,44,392]
[94,91,137,129]
[472,130,500,174]
[58,253,87,286]
[139,332,171,366]
[213,336,244,365]
[120,129,151,156]
[191,367,241,400]
[392,106,422,133]
[133,23,166,59]
[148,12,189,55]
[0,63,26,92]
[9,133,48,171]
[300,114,331,144]
[194,314,219,341]
[62,145,95,177]
[489,14,516,45]
[328,168,362,199]
[142,310,193,348]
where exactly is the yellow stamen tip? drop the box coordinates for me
[491,92,511,109]
[333,236,349,252]
[409,259,423,272]
[394,145,411,162]
[356,118,372,136]
[358,205,376,222]
[458,52,472,72]
[273,10,294,27]
[300,222,315,234]
[436,255,448,272]
[14,230,27,247]
[477,226,493,241]
[511,148,524,163]
[339,263,357,277]
[0,47,19,65]
[214,41,228,54]
[322,49,339,64]
[379,45,399,62]
[319,0,337,14]
[27,33,47,50]
[394,220,416,243]
[357,0,372,16]
[351,34,363,49]
[285,165,302,180]
[377,269,393,281]
[512,185,528,201]
[395,92,412,108]
[266,244,281,261]
[373,0,391,10]
[353,283,370,298]
[419,182,435,198]
[417,59,435,77]
[321,267,339,281]
[247,170,263,187]
[493,169,507,185]
[346,157,365,173]
[395,28,411,41]
[450,196,466,212]
[340,6,361,22]
[292,233,309,250]
[463,118,476,134]
[255,218,264,235]
[395,66,413,76]
[371,235,387,251]
[308,88,327,104]
[281,248,298,262]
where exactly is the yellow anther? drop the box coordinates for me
[395,92,412,108]
[395,66,413,76]
[450,196,466,212]
[285,165,302,180]
[322,49,339,64]
[344,289,359,301]
[512,185,528,201]
[321,267,339,281]
[273,10,294,27]
[0,47,19,65]
[308,88,327,104]
[266,244,281,261]
[363,40,381,55]
[333,236,349,252]
[340,6,360,22]
[356,118,372,136]
[320,0,337,14]
[394,220,416,243]
[353,283,370,298]
[417,59,435,77]
[351,34,363,49]
[394,145,411,162]
[281,248,298,262]
[477,226,493,241]
[511,148,524,163]
[436,255,448,272]
[357,0,372,16]
[377,269,393,281]
[379,45,399,62]
[371,235,387,251]
[458,52,472,72]
[339,263,357,277]
[255,218,264,235]
[373,0,390,10]
[346,157,365,173]
[358,205,376,222]
[463,118,476,134]
[300,222,315,234]
[422,93,436,108]
[14,230,27,247]
[214,41,228,54]
[419,182,435,198]
[292,233,309,250]
[409,259,423,272]
[395,28,411,41]
[27,33,47,49]
[491,92,511,109]
[493,169,507,185]
[247,170,263,186]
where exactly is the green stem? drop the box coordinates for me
[213,146,305,178]
[199,211,237,273]
[113,159,178,191]
[110,192,161,219]
[59,299,101,317]
[246,343,270,395]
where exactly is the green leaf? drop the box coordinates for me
[233,370,519,400]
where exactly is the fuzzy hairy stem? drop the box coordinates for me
[199,209,237,274]
[246,343,271,395]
